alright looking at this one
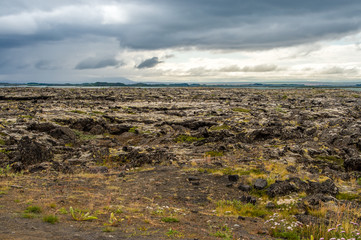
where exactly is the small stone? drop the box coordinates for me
[254,178,267,190]
[226,183,233,188]
[238,216,246,220]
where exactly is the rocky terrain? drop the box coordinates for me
[1,87,361,240]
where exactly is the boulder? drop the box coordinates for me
[15,136,53,166]
[267,180,298,198]
[307,179,339,196]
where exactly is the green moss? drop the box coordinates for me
[128,127,138,133]
[73,130,98,141]
[315,155,344,165]
[161,217,179,223]
[91,111,105,115]
[209,125,230,131]
[205,151,224,157]
[174,135,205,143]
[336,192,360,201]
[0,139,5,145]
[20,115,34,119]
[231,108,251,113]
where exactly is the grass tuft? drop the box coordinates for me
[43,215,59,224]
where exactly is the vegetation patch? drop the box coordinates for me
[43,215,59,224]
[25,205,42,214]
[73,130,98,141]
[128,126,138,133]
[210,225,233,240]
[336,192,360,201]
[315,155,344,166]
[209,125,230,131]
[216,200,271,218]
[174,135,205,143]
[69,207,98,221]
[231,108,251,113]
[205,151,224,157]
[161,217,179,223]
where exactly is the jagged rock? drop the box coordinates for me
[28,122,55,132]
[28,122,76,143]
[301,193,337,207]
[107,124,130,135]
[28,162,51,173]
[49,127,76,142]
[267,180,298,198]
[344,157,361,171]
[307,179,339,196]
[254,179,268,190]
[15,136,53,166]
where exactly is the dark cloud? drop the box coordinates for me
[0,1,361,51]
[75,57,123,70]
[136,57,162,69]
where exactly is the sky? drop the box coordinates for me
[1,0,361,84]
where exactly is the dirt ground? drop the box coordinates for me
[0,164,274,240]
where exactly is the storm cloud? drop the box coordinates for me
[75,57,123,70]
[1,1,361,51]
[1,1,361,83]
[136,57,162,69]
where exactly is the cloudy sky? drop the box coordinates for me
[1,0,361,84]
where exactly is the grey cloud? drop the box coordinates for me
[220,64,279,72]
[35,60,57,70]
[75,57,123,70]
[320,66,359,75]
[136,57,162,69]
[1,1,361,51]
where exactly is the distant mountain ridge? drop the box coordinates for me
[1,82,361,88]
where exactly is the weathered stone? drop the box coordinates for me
[15,136,53,166]
[267,180,298,198]
[307,179,339,196]
[254,178,268,190]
